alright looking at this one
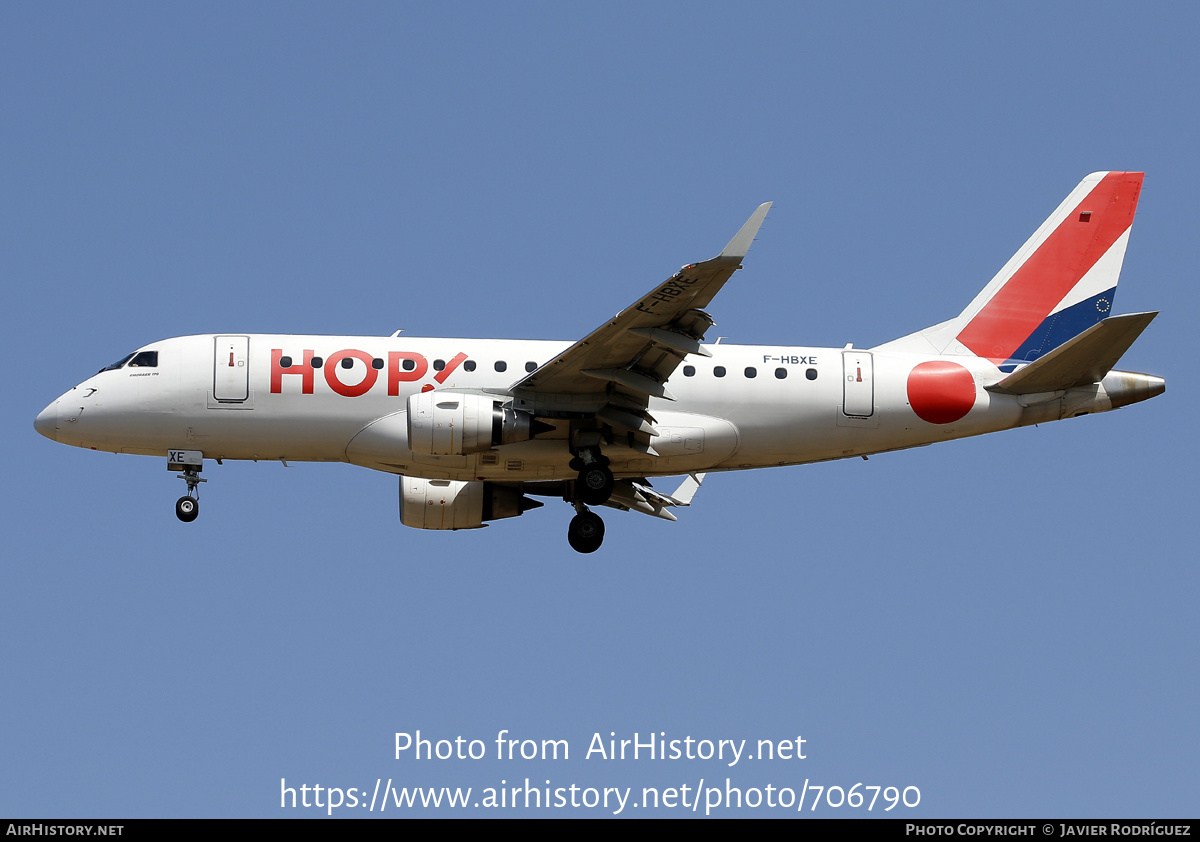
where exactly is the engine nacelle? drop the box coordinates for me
[399,477,542,530]
[406,392,536,456]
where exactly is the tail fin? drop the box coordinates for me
[878,172,1144,368]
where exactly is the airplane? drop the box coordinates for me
[34,172,1164,553]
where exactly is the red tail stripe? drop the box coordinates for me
[957,172,1142,362]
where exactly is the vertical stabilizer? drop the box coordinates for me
[878,172,1143,369]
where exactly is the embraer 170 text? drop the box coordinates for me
[35,173,1163,552]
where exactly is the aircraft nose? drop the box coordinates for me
[34,400,58,441]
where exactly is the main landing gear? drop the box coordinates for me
[566,446,610,553]
[570,448,613,506]
[567,505,605,554]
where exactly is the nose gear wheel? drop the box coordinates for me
[175,496,199,522]
[173,463,206,523]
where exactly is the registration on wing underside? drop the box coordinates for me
[512,203,773,403]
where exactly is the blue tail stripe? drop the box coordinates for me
[997,287,1116,371]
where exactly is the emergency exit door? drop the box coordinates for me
[213,335,250,402]
[842,350,874,417]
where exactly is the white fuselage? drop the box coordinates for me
[38,332,1146,484]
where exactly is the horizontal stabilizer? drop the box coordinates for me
[988,311,1158,395]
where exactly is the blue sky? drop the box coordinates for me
[2,2,1196,818]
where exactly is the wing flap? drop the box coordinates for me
[596,404,660,437]
[628,326,713,357]
[582,367,677,401]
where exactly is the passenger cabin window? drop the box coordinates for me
[713,366,726,378]
[683,365,696,377]
[341,358,355,369]
[525,361,537,372]
[744,367,757,378]
[279,356,293,368]
[806,368,818,380]
[128,351,158,368]
[775,368,787,379]
[312,357,323,368]
[433,359,446,371]
[495,361,507,372]
[464,360,476,372]
[371,358,384,370]
[402,358,416,371]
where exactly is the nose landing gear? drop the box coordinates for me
[175,494,199,523]
[174,466,205,523]
[168,449,206,523]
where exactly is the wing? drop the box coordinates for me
[601,473,707,521]
[519,473,708,521]
[509,203,771,436]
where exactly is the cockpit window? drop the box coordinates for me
[100,353,135,373]
[99,350,158,373]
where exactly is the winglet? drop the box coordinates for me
[668,472,706,506]
[719,202,772,260]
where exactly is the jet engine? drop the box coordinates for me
[399,476,542,530]
[406,392,540,456]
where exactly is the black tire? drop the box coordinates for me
[577,465,614,505]
[175,496,199,523]
[567,512,605,553]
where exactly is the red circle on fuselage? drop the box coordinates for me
[907,361,976,424]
